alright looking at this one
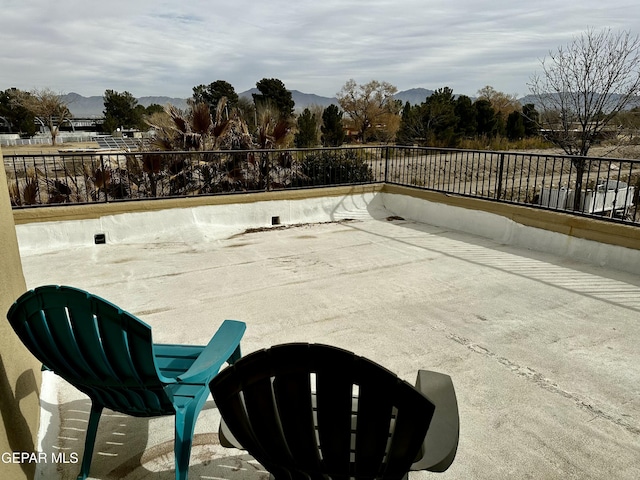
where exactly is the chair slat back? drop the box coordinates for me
[211,343,435,480]
[7,285,173,416]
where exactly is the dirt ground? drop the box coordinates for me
[524,144,640,159]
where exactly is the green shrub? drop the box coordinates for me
[294,150,374,186]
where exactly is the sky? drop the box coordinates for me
[1,0,639,100]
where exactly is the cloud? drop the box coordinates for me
[1,0,639,99]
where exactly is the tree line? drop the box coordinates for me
[0,80,540,149]
[3,28,640,158]
[113,79,546,150]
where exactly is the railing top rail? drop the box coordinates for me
[4,145,639,165]
[386,145,640,164]
[3,144,387,159]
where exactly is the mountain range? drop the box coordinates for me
[61,88,437,118]
[61,89,640,119]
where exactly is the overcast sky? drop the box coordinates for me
[1,0,639,99]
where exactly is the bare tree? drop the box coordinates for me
[528,28,640,209]
[12,88,72,145]
[476,85,521,118]
[336,79,399,142]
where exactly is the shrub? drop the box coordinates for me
[294,150,374,187]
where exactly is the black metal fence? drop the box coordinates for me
[4,146,640,225]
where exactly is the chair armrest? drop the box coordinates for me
[410,370,459,473]
[176,320,246,383]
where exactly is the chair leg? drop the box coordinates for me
[76,403,104,480]
[173,396,207,480]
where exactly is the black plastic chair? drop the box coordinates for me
[209,343,459,480]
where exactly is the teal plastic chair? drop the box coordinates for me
[6,285,246,480]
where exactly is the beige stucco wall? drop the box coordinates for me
[0,147,40,480]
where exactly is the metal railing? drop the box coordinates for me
[4,146,640,225]
[0,133,98,146]
[385,147,639,224]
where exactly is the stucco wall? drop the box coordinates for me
[0,147,40,480]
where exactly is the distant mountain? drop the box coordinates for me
[239,88,437,110]
[61,88,439,118]
[61,93,104,118]
[517,92,640,110]
[517,94,547,108]
[394,88,435,105]
[239,88,338,111]
[291,90,338,109]
[61,93,189,118]
[138,96,189,111]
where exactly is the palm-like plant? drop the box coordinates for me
[148,99,252,152]
[143,99,255,194]
[250,103,296,188]
[149,103,209,151]
[255,102,293,149]
[141,99,301,193]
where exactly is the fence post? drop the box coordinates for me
[266,152,271,191]
[496,153,505,200]
[100,154,108,203]
[384,146,389,183]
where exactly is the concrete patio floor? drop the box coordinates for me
[18,198,640,479]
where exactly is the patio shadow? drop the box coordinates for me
[38,395,267,480]
[0,355,39,479]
